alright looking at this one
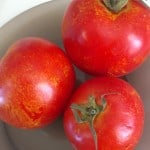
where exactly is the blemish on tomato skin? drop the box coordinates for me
[107,60,128,77]
[2,102,41,129]
[0,67,63,129]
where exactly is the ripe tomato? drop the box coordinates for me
[62,0,150,77]
[0,37,75,129]
[64,77,144,150]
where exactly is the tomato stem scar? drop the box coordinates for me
[102,0,128,13]
[71,92,120,150]
[71,95,107,150]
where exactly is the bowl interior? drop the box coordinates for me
[0,0,149,150]
[127,57,150,150]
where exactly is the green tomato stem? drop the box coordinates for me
[102,0,129,13]
[71,95,107,150]
[71,92,120,150]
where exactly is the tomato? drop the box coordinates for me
[63,77,144,150]
[62,0,150,77]
[0,37,75,129]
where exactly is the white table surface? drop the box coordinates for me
[0,0,52,28]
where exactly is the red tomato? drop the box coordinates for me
[64,77,144,150]
[62,0,150,77]
[0,37,75,129]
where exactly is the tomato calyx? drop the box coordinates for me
[71,95,107,150]
[102,0,128,13]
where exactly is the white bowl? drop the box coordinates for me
[0,0,149,149]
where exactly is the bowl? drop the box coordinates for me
[126,57,150,150]
[0,0,149,149]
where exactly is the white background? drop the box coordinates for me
[0,0,52,27]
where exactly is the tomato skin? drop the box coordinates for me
[64,77,144,150]
[0,37,75,129]
[62,0,150,77]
